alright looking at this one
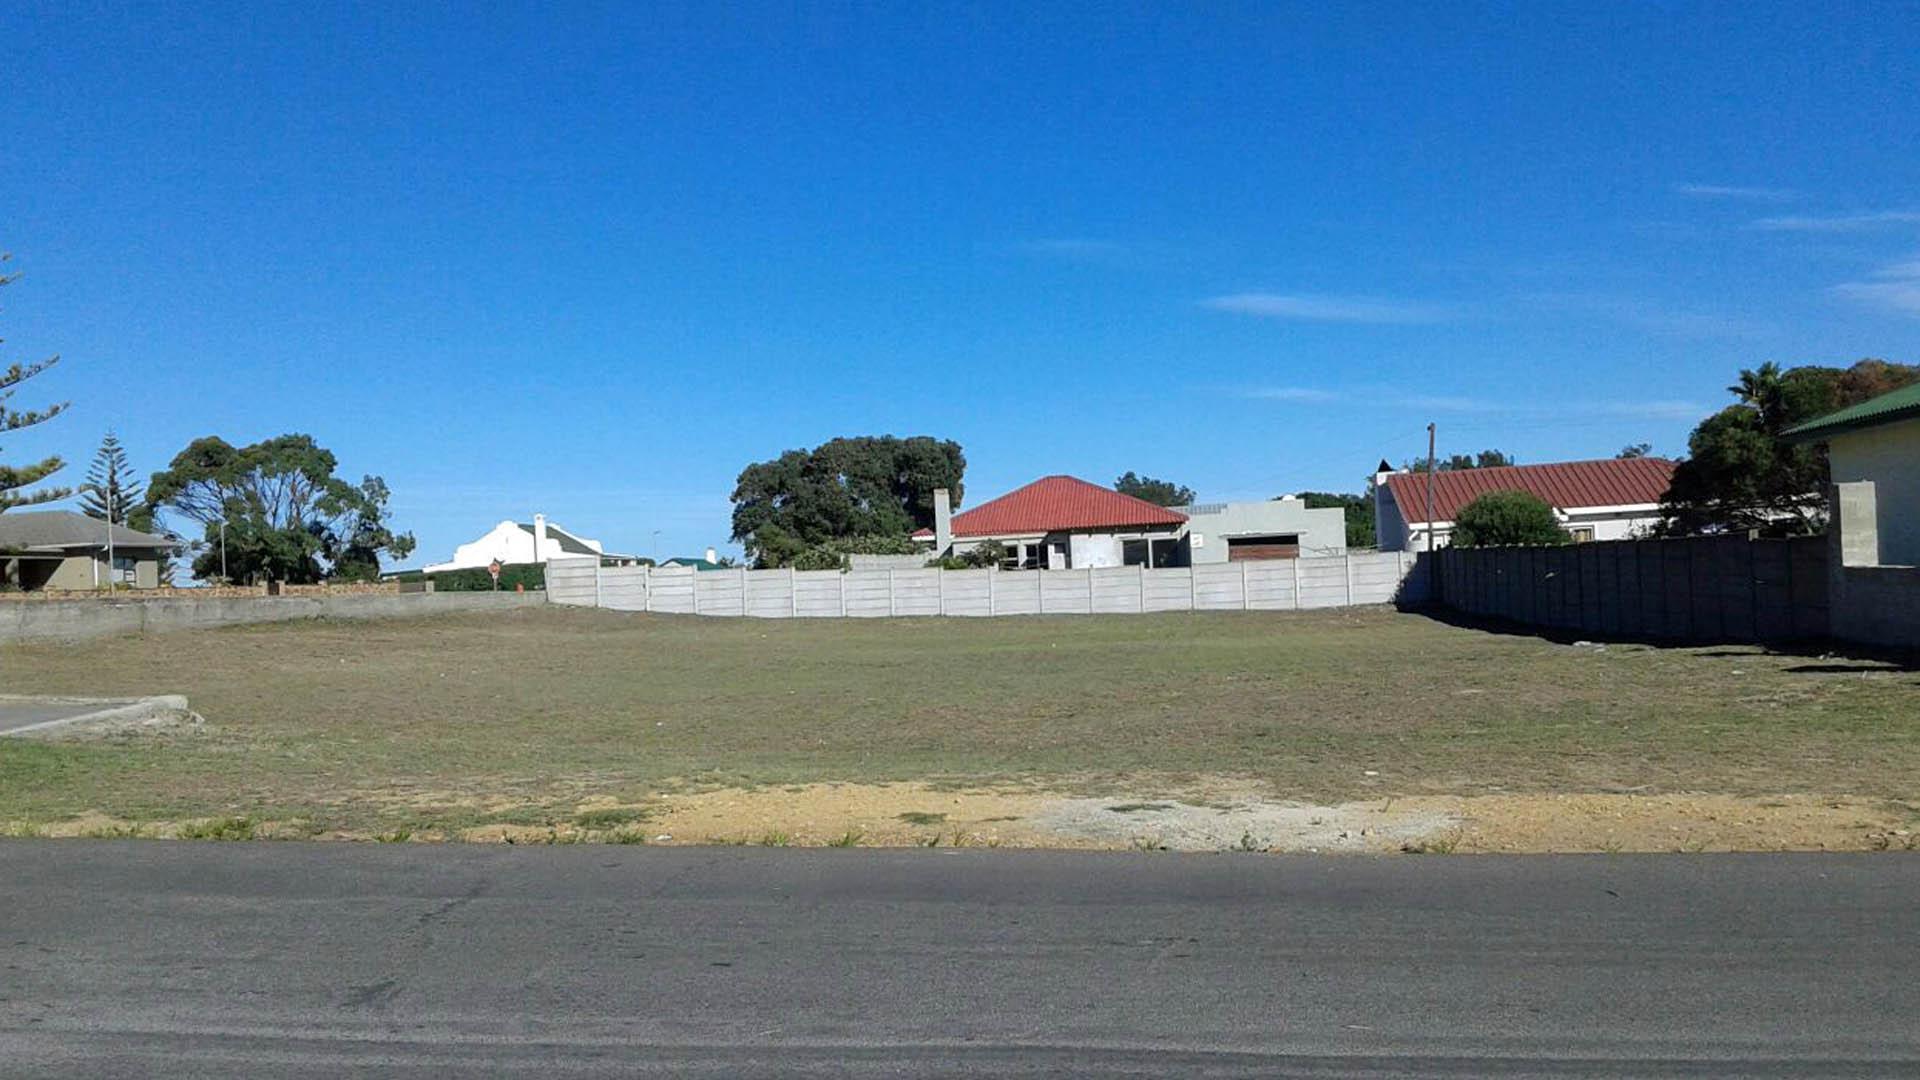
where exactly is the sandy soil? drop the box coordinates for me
[524,781,1920,853]
[13,781,1915,853]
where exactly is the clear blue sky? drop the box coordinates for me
[6,3,1918,565]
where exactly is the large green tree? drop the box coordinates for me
[145,434,415,583]
[0,254,70,512]
[1660,359,1920,536]
[1295,491,1377,548]
[1452,491,1568,548]
[731,435,965,568]
[1114,472,1196,507]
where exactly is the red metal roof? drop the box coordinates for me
[949,475,1188,537]
[1385,458,1677,525]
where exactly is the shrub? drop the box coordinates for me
[391,562,548,592]
[1452,491,1569,548]
[927,540,1006,570]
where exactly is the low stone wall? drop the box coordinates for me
[0,581,413,602]
[0,590,542,644]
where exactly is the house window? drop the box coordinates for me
[1566,527,1595,543]
[111,555,139,584]
[1122,539,1150,566]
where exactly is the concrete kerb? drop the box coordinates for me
[0,694,195,738]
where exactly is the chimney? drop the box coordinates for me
[705,546,718,564]
[933,488,953,554]
[533,514,550,563]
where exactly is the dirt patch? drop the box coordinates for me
[616,782,1920,854]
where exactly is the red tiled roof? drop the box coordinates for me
[949,475,1188,537]
[1385,458,1677,525]
[910,527,934,539]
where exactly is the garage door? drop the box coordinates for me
[1227,534,1300,560]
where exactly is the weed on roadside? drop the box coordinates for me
[176,817,260,841]
[375,829,413,843]
[1401,832,1462,855]
[897,811,946,826]
[574,807,651,829]
[828,828,864,848]
[602,828,650,845]
[759,831,791,847]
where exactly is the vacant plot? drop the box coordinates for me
[1,606,1915,850]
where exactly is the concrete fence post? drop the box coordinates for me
[937,567,946,616]
[692,571,702,616]
[988,567,996,616]
[593,560,603,609]
[839,570,847,617]
[642,566,652,613]
[1140,563,1147,613]
[1343,554,1354,607]
[1240,560,1250,610]
[888,569,896,617]
[1293,556,1302,609]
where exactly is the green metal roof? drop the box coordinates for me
[1783,381,1920,442]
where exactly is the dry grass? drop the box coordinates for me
[1,605,1915,836]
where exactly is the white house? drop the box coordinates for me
[915,475,1346,569]
[1373,457,1677,551]
[422,515,637,573]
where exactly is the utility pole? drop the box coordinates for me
[105,485,116,589]
[1424,423,1437,556]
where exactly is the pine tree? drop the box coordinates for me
[80,431,144,524]
[0,254,70,512]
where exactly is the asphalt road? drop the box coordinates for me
[2,843,1917,1078]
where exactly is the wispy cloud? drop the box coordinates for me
[1389,394,1498,413]
[1203,292,1452,324]
[1583,400,1708,421]
[1235,385,1706,422]
[1675,182,1796,202]
[1831,254,1920,317]
[1242,386,1342,403]
[1748,210,1920,232]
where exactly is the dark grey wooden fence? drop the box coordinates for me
[1431,534,1828,642]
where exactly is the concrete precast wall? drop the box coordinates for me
[1430,534,1829,643]
[543,552,1428,618]
[0,590,543,644]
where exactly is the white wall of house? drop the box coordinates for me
[1828,415,1920,566]
[1181,499,1347,562]
[422,516,603,573]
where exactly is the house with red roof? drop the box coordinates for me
[916,475,1348,570]
[1372,457,1678,551]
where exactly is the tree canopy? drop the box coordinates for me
[1294,491,1377,548]
[0,255,70,512]
[1616,443,1653,459]
[1114,472,1196,507]
[1402,449,1514,473]
[80,431,144,525]
[730,435,965,568]
[145,433,415,583]
[1451,491,1568,548]
[1660,359,1920,537]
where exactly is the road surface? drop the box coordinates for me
[2,842,1917,1077]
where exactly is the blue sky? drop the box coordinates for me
[5,3,1918,565]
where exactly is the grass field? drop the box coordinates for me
[1,606,1916,841]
